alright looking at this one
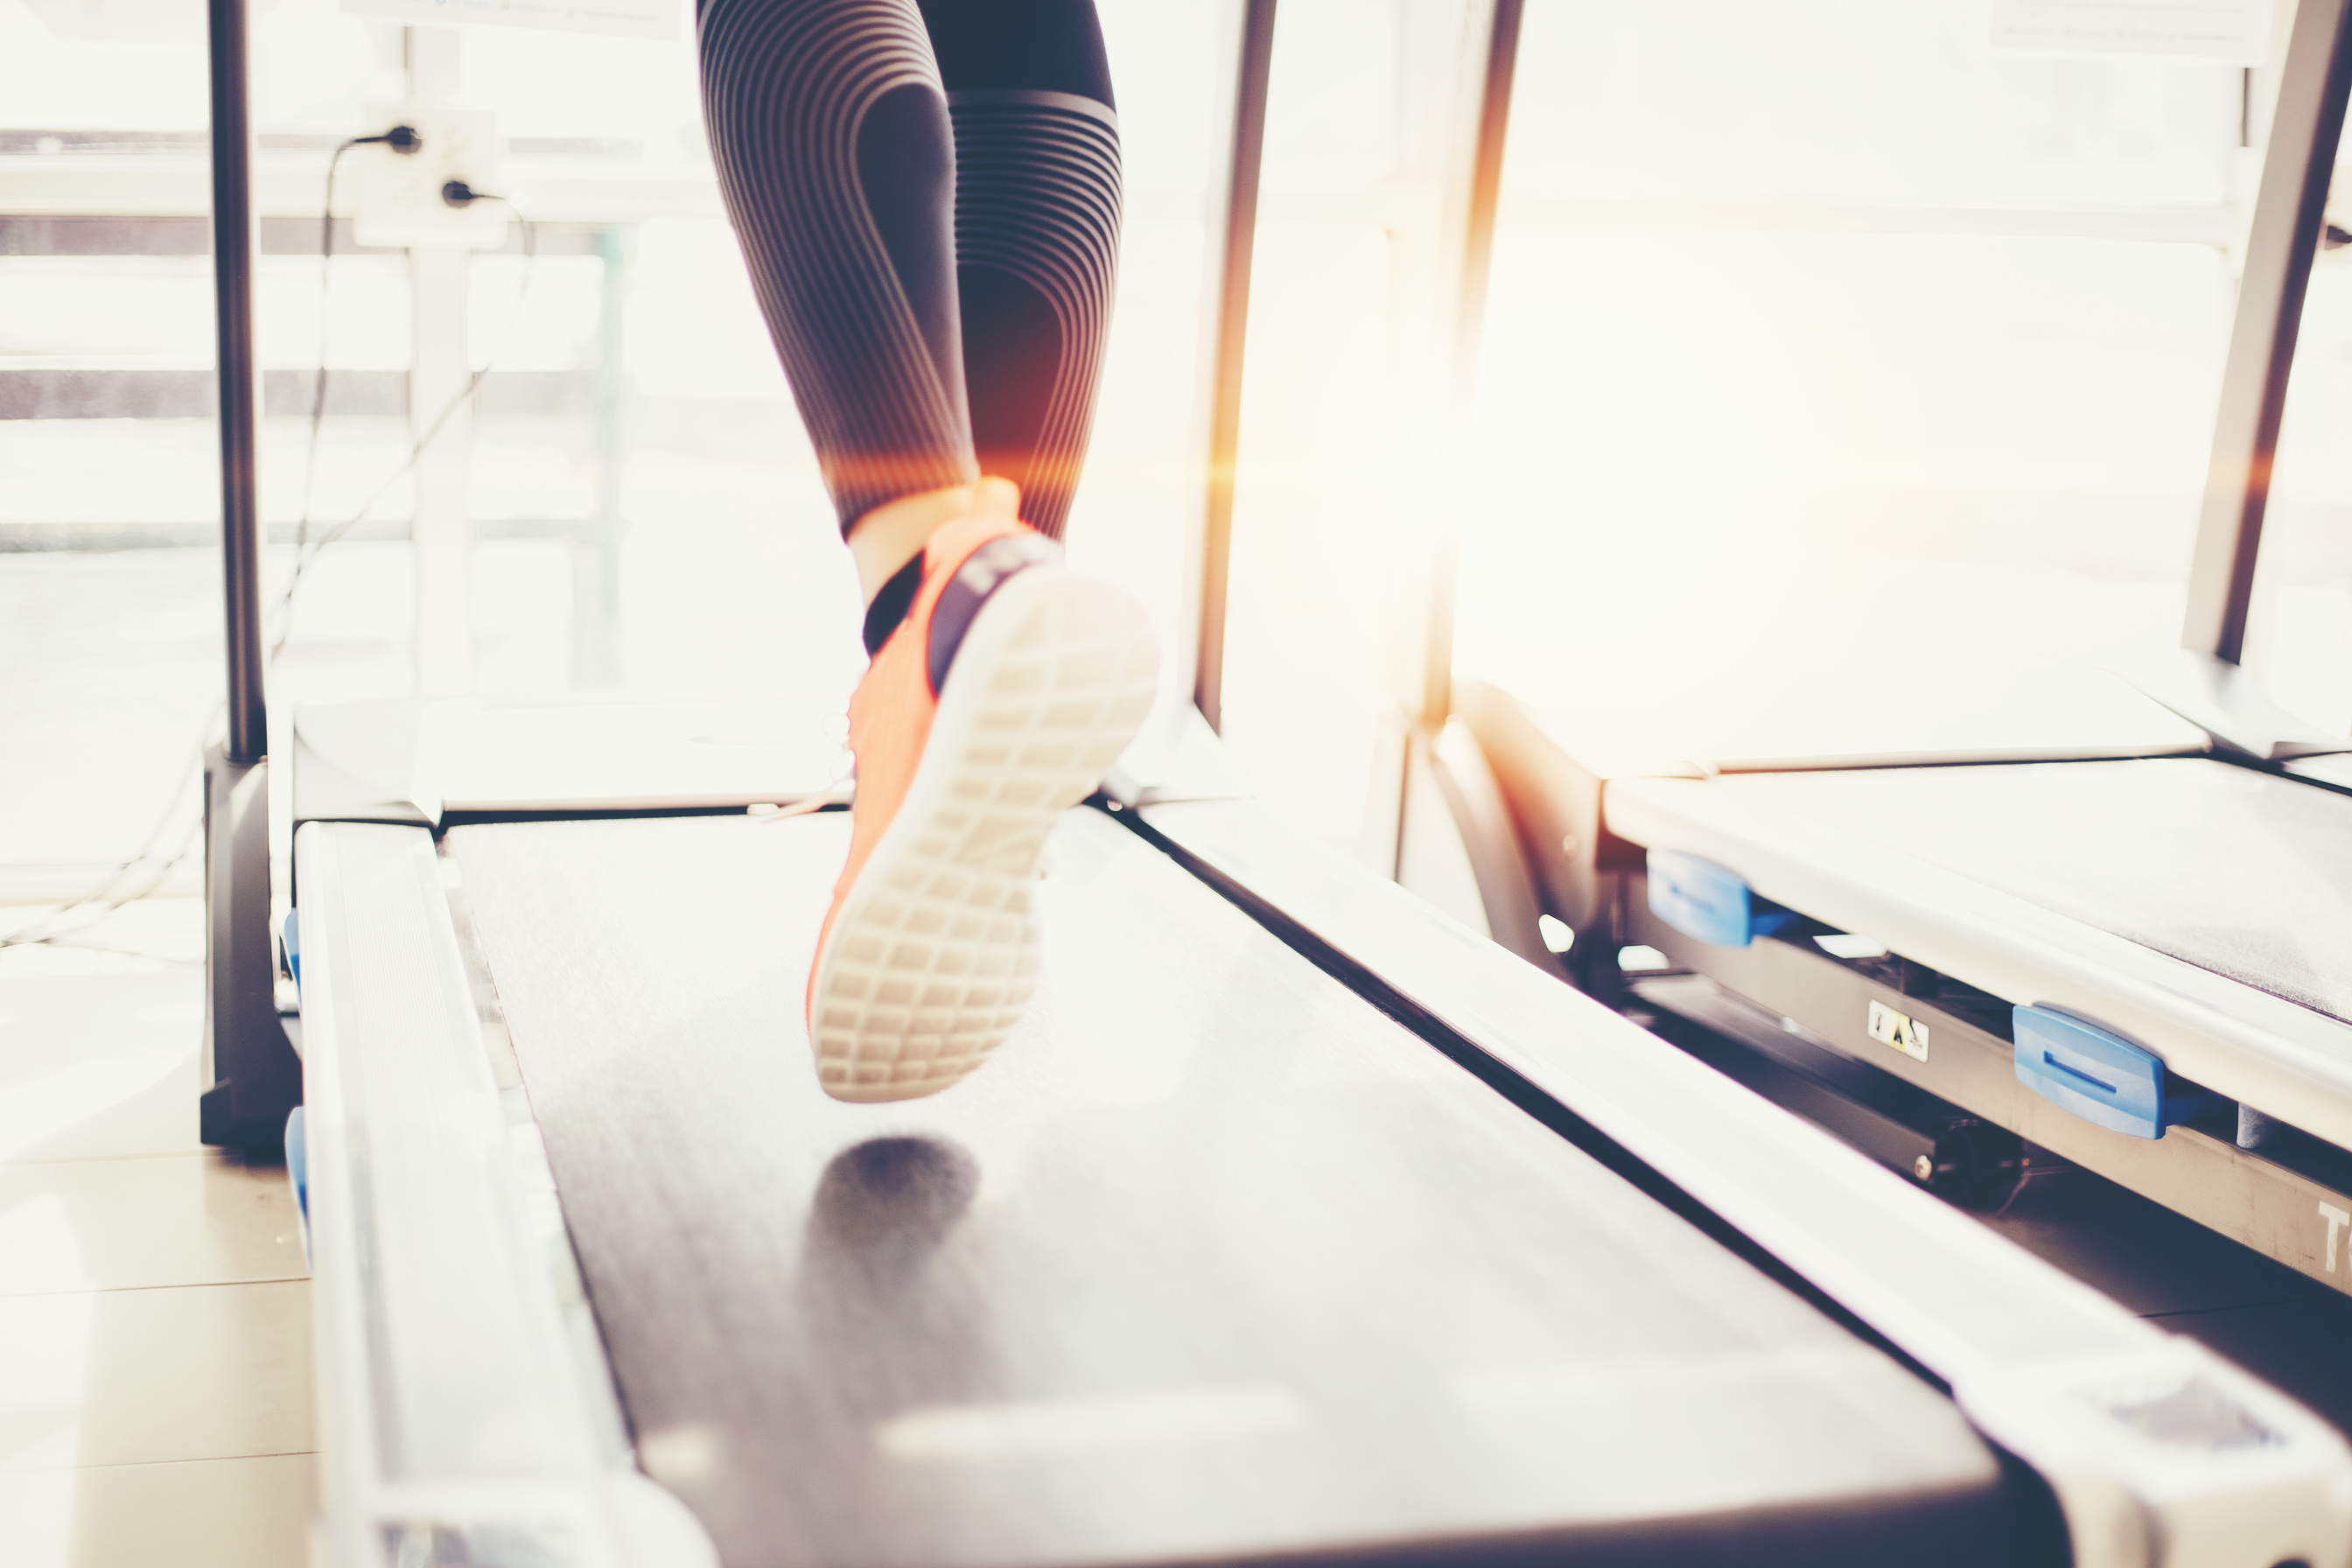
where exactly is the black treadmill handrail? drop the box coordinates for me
[208,0,266,764]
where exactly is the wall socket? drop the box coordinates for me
[347,108,510,250]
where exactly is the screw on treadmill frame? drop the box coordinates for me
[1914,1154,1935,1182]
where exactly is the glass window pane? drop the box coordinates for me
[2246,212,2352,734]
[1459,0,2250,754]
[1218,0,1466,851]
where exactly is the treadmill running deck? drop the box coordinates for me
[446,808,2035,1568]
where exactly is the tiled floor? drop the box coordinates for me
[0,918,313,1568]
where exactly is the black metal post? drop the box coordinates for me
[202,0,300,1161]
[1193,0,1278,735]
[2181,0,2352,663]
[210,0,266,761]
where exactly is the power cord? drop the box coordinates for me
[298,125,422,555]
[270,178,539,665]
[0,706,217,954]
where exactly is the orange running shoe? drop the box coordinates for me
[806,480,1159,1101]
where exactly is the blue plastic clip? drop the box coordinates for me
[2012,1005,2220,1139]
[284,1105,312,1271]
[1646,849,1796,948]
[282,908,301,992]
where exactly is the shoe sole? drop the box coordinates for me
[807,568,1160,1102]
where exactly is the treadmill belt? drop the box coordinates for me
[1705,759,2352,1026]
[448,808,2027,1568]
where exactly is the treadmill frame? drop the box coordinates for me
[1622,861,2352,1304]
[284,783,2352,1568]
[294,820,718,1568]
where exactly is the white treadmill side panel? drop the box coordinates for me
[298,820,717,1568]
[1603,775,2352,1156]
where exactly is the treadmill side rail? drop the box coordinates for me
[294,822,718,1568]
[1138,797,2352,1568]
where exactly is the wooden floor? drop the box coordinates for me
[451,807,2029,1568]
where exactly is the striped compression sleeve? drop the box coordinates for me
[925,0,1121,542]
[699,0,978,532]
[698,0,1120,542]
[947,87,1120,542]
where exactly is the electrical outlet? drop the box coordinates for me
[347,108,509,250]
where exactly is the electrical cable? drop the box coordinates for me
[0,823,207,958]
[299,126,422,555]
[268,187,538,666]
[0,705,217,952]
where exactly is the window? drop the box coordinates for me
[1457,0,2260,757]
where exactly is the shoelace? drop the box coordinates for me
[752,775,855,822]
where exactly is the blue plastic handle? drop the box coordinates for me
[1646,849,1794,948]
[2012,1004,2218,1139]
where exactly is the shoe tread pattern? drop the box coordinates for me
[810,569,1157,1100]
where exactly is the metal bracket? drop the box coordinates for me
[2120,648,2352,761]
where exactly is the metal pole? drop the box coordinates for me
[202,0,299,1162]
[1193,0,1278,734]
[209,0,266,761]
[1417,0,1524,731]
[2181,0,2352,664]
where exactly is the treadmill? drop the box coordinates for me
[192,1,2352,1564]
[1455,0,2352,1390]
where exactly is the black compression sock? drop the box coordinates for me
[863,551,928,656]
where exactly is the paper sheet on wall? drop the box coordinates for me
[341,0,682,42]
[1991,0,2271,63]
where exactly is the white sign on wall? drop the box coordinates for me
[1991,0,2272,64]
[341,0,682,43]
